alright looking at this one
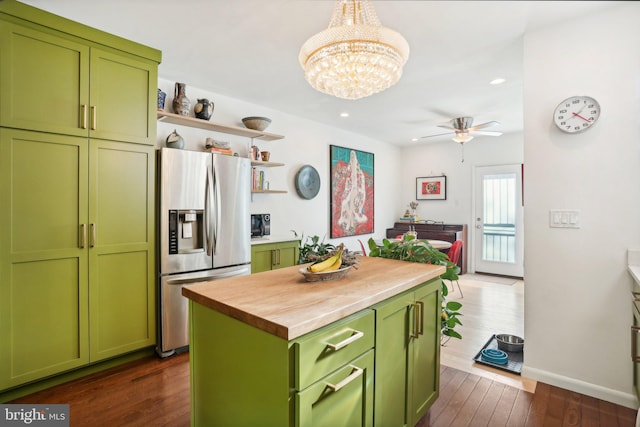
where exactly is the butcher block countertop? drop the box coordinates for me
[182,257,445,340]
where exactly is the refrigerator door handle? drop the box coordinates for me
[205,166,214,257]
[213,166,222,255]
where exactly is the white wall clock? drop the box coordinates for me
[553,95,601,133]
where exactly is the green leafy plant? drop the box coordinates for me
[292,231,335,264]
[367,235,463,341]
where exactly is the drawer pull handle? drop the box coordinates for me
[326,366,363,392]
[327,330,364,351]
[632,326,640,363]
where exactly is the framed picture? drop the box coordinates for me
[330,145,374,238]
[416,176,446,200]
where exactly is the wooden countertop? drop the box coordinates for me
[182,257,445,340]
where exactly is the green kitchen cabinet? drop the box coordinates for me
[0,0,160,392]
[0,129,155,390]
[251,240,299,273]
[0,8,158,145]
[373,279,441,427]
[189,303,374,427]
[0,130,90,390]
[88,139,156,362]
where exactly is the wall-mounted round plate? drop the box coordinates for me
[295,165,320,200]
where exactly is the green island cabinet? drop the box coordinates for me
[251,240,299,273]
[184,257,443,427]
[373,282,440,427]
[0,0,161,393]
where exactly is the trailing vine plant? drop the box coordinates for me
[367,235,463,342]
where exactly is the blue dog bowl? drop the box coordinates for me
[481,348,508,365]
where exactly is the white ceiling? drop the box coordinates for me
[21,0,622,146]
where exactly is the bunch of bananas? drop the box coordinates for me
[307,244,344,273]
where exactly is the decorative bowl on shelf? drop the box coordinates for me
[242,116,271,131]
[299,265,353,282]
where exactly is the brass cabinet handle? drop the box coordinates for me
[416,300,425,336]
[90,223,96,247]
[79,224,87,248]
[277,249,281,265]
[327,329,364,351]
[90,105,97,130]
[632,326,640,363]
[272,250,276,266]
[411,303,420,339]
[326,366,363,392]
[80,104,88,129]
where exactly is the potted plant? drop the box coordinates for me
[292,231,335,264]
[367,236,463,342]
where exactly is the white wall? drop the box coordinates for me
[398,132,524,269]
[522,3,640,408]
[157,78,402,252]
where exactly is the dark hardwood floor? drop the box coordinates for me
[11,353,637,426]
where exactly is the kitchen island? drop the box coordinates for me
[182,256,445,427]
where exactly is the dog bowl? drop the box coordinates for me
[495,334,524,353]
[481,348,508,365]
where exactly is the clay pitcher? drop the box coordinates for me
[172,82,191,116]
[194,98,214,120]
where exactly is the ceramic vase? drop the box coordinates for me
[172,82,190,116]
[157,89,166,111]
[166,129,185,149]
[194,98,214,120]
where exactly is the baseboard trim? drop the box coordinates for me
[522,365,638,409]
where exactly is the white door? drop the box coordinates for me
[473,164,524,277]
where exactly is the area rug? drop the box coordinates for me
[473,335,523,375]
[461,273,517,286]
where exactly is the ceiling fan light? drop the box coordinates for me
[299,0,410,100]
[452,133,474,144]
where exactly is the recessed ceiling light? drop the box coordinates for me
[490,78,506,85]
[340,112,349,118]
[411,138,419,142]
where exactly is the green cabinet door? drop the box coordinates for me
[251,240,299,273]
[277,241,298,269]
[373,289,413,427]
[251,243,278,274]
[0,21,90,137]
[0,129,90,390]
[0,21,156,145]
[88,140,155,361]
[373,279,441,427]
[89,48,157,145]
[408,282,441,424]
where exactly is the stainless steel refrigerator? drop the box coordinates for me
[156,147,251,357]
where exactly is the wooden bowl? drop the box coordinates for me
[299,265,352,282]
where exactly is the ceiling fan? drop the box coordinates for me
[421,116,503,144]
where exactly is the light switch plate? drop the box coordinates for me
[549,209,580,228]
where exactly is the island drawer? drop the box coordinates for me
[292,309,375,391]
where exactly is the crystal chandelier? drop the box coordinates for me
[298,0,410,100]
